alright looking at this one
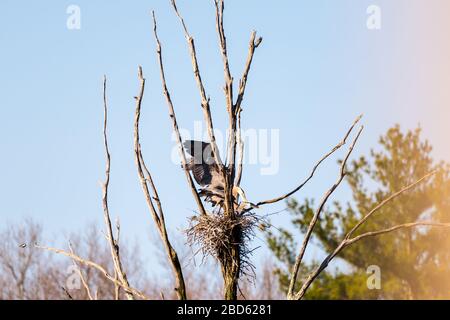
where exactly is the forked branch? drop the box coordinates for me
[214,0,233,115]
[344,170,437,239]
[234,31,262,116]
[345,221,450,245]
[152,11,207,217]
[133,66,187,300]
[287,122,364,298]
[289,170,449,300]
[213,0,262,182]
[257,114,363,207]
[170,0,223,171]
[68,242,94,300]
[230,31,261,178]
[102,76,134,300]
[35,244,149,300]
[35,77,140,300]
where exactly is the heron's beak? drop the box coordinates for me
[233,186,259,209]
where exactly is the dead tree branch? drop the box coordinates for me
[152,12,207,217]
[33,78,142,300]
[213,0,261,187]
[256,114,363,207]
[214,0,235,177]
[62,287,73,300]
[344,170,437,239]
[234,31,262,116]
[68,242,94,300]
[101,76,134,300]
[345,221,450,246]
[165,0,262,299]
[235,107,244,186]
[170,0,237,217]
[35,244,149,300]
[231,31,261,185]
[287,123,364,298]
[289,170,448,300]
[214,0,233,116]
[133,65,187,300]
[170,0,223,171]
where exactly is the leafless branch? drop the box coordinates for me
[114,270,120,300]
[169,0,236,216]
[234,31,262,116]
[344,170,437,239]
[102,76,134,300]
[214,0,233,115]
[113,219,121,300]
[133,65,187,300]
[167,1,261,299]
[213,0,235,171]
[62,286,73,300]
[257,114,363,207]
[287,123,364,298]
[290,171,446,300]
[345,221,450,245]
[35,244,149,300]
[152,12,207,217]
[234,107,244,186]
[212,0,262,178]
[170,0,223,171]
[228,30,261,178]
[68,242,94,300]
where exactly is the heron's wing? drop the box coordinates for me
[203,143,215,164]
[191,163,212,186]
[183,140,211,163]
[183,140,197,157]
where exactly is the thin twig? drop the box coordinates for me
[214,0,233,115]
[213,0,235,171]
[287,124,364,298]
[234,107,244,186]
[170,0,234,216]
[257,114,363,207]
[170,0,223,171]
[291,171,445,300]
[35,244,149,300]
[234,31,262,116]
[62,286,73,300]
[114,219,121,300]
[346,221,450,245]
[344,170,437,239]
[68,242,94,300]
[152,11,207,217]
[102,76,134,300]
[133,65,187,300]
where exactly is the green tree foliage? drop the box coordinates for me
[267,125,450,299]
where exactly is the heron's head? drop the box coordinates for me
[232,186,258,209]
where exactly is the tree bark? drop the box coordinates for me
[220,235,241,300]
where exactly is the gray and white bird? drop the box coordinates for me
[183,140,250,210]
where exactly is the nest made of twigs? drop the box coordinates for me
[185,211,260,277]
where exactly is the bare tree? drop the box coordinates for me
[20,0,450,301]
[34,77,150,300]
[146,0,261,300]
[145,0,450,300]
[0,220,158,300]
[133,66,187,300]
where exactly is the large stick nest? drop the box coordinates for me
[185,211,262,277]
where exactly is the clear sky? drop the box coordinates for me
[1,1,449,279]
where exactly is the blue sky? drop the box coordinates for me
[1,1,449,280]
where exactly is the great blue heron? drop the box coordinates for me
[183,140,250,211]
